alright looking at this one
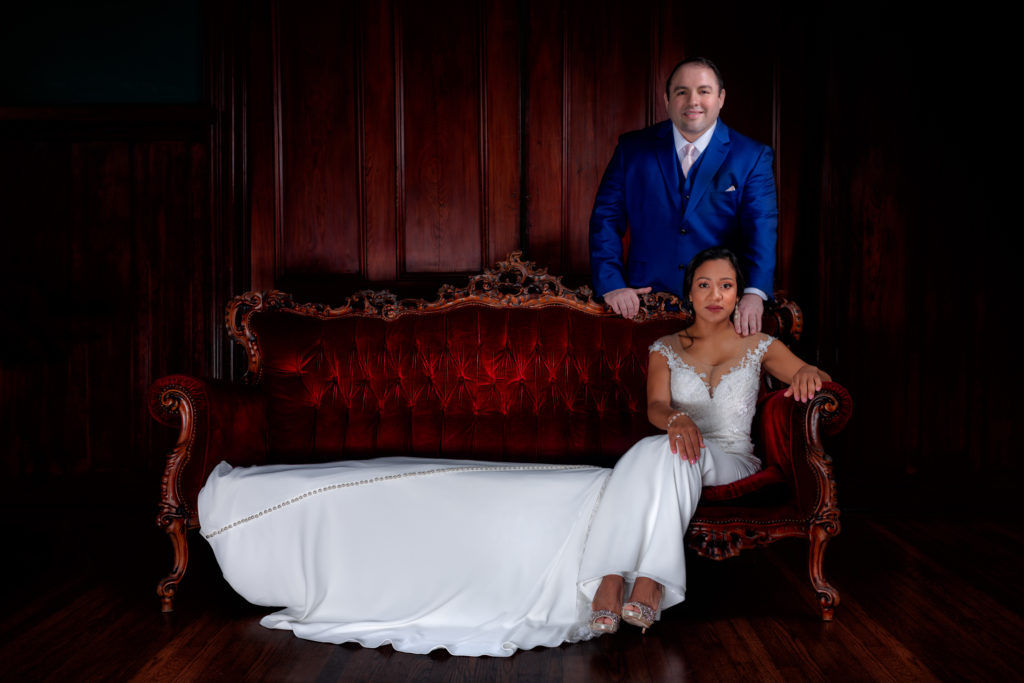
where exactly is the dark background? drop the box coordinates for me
[0,1,1015,508]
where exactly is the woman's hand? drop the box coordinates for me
[668,412,704,464]
[649,348,704,464]
[783,365,825,403]
[763,340,832,403]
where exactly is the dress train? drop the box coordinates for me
[197,335,773,655]
[199,457,611,656]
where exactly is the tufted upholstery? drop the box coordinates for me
[148,253,850,618]
[252,306,680,467]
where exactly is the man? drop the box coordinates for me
[589,57,777,334]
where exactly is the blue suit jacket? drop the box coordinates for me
[589,119,778,298]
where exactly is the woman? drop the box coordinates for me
[197,247,829,656]
[584,246,830,633]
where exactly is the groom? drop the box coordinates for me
[589,57,777,334]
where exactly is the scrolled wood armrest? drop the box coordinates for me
[755,382,851,519]
[809,381,852,438]
[149,375,268,528]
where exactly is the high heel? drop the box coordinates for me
[590,574,624,635]
[622,581,663,634]
[589,609,621,634]
[621,601,656,633]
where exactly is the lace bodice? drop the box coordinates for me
[650,336,774,458]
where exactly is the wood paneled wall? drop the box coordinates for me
[248,0,779,293]
[1,3,1015,500]
[0,4,247,485]
[249,0,524,289]
[779,10,1018,492]
[0,118,214,480]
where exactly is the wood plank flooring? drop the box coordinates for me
[1,486,1021,682]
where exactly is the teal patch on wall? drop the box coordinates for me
[0,1,201,105]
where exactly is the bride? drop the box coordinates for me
[197,247,830,656]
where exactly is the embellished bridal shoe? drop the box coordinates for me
[590,574,624,634]
[621,602,656,633]
[622,580,663,633]
[589,609,621,634]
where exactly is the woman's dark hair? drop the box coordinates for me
[682,246,745,303]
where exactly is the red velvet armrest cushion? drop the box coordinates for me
[701,382,851,505]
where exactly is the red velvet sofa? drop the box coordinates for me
[149,252,851,619]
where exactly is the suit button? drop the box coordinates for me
[678,264,685,270]
[680,228,687,234]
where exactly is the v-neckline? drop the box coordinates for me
[661,341,757,399]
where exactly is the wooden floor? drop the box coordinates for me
[1,484,1021,682]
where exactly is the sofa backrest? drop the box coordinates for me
[229,253,800,468]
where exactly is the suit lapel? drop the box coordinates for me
[683,121,730,222]
[655,121,682,213]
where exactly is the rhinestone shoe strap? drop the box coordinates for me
[623,601,656,622]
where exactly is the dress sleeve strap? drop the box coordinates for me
[753,335,777,362]
[649,339,673,362]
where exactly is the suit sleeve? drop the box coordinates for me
[738,146,778,296]
[589,143,629,297]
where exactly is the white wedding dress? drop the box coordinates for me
[198,335,773,656]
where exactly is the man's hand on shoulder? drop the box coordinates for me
[604,287,652,319]
[734,293,764,336]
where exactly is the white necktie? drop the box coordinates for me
[681,143,697,178]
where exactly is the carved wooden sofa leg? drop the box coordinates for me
[809,520,841,621]
[156,514,189,612]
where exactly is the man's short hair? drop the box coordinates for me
[665,57,725,97]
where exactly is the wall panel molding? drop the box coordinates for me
[4,1,1015,497]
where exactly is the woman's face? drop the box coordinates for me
[689,258,738,321]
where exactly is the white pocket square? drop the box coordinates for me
[725,185,736,192]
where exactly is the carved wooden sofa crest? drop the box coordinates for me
[149,252,851,619]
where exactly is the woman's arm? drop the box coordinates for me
[762,339,832,403]
[648,349,704,464]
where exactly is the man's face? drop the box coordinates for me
[664,64,725,142]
